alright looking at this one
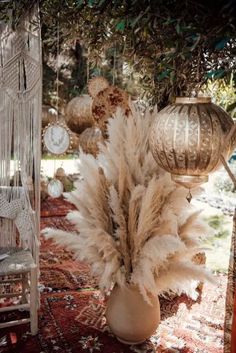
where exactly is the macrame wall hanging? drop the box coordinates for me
[0,6,42,262]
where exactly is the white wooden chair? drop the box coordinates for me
[0,188,39,335]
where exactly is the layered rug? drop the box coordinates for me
[40,196,76,218]
[0,197,227,353]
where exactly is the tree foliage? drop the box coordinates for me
[1,0,236,107]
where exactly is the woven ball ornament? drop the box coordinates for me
[65,95,94,134]
[88,76,110,98]
[79,127,104,156]
[47,179,64,198]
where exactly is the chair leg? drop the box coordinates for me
[21,273,28,304]
[30,266,38,335]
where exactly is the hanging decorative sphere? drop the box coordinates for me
[88,76,110,98]
[92,86,131,134]
[149,97,235,189]
[65,95,94,134]
[47,179,63,198]
[55,167,66,178]
[79,127,104,156]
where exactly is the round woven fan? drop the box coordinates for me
[92,86,130,133]
[88,76,110,98]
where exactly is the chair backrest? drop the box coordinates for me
[0,186,36,256]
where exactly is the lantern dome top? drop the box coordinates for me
[175,97,211,104]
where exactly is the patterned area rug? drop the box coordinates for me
[41,197,76,218]
[0,198,227,352]
[0,279,225,353]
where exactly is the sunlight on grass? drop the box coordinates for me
[204,214,232,273]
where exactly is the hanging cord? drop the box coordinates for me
[52,13,60,180]
[56,12,60,121]
[112,46,116,85]
[87,47,90,84]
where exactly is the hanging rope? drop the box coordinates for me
[87,47,90,84]
[56,13,60,118]
[112,46,116,85]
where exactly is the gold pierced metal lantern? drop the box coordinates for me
[149,97,236,189]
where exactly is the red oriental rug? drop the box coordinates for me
[41,196,76,218]
[0,197,227,353]
[0,279,225,353]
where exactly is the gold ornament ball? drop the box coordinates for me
[92,86,131,134]
[65,95,94,134]
[79,127,104,156]
[88,76,110,98]
[47,179,64,198]
[149,97,235,189]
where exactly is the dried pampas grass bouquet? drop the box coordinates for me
[43,105,212,302]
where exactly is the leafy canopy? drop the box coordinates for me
[1,0,236,106]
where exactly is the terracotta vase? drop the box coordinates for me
[105,284,160,345]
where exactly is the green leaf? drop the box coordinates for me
[75,0,84,5]
[214,37,229,50]
[88,0,95,7]
[116,20,125,31]
[156,70,170,81]
[163,17,176,26]
[206,69,225,79]
[176,22,181,34]
[98,0,107,6]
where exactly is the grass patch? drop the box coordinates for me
[42,154,77,160]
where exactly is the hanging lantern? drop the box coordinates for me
[149,97,236,189]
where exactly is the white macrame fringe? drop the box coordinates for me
[0,8,42,265]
